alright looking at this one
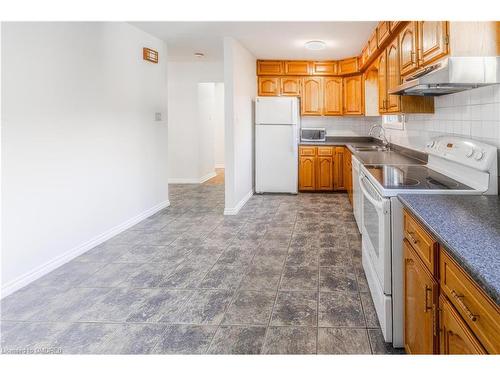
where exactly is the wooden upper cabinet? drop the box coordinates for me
[284,61,311,75]
[399,21,419,76]
[301,77,323,115]
[377,51,387,113]
[280,77,301,96]
[343,75,363,115]
[312,61,338,76]
[418,21,449,66]
[377,21,391,46]
[258,77,279,96]
[386,38,401,113]
[440,296,487,354]
[323,77,343,115]
[404,241,439,354]
[389,21,403,32]
[368,29,378,56]
[338,57,359,75]
[257,60,283,75]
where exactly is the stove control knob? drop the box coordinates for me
[465,147,474,158]
[474,151,484,161]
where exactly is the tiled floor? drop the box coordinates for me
[1,183,403,354]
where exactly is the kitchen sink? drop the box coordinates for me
[353,145,390,152]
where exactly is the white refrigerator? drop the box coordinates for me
[255,97,300,194]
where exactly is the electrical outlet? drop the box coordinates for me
[155,112,162,122]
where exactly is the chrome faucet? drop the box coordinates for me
[369,124,389,148]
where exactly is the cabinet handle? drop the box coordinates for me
[424,286,432,312]
[407,231,419,245]
[451,290,478,322]
[432,305,439,336]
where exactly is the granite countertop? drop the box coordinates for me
[300,136,426,165]
[398,194,500,305]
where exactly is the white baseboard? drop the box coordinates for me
[198,171,217,183]
[224,190,253,215]
[169,171,217,184]
[1,200,170,299]
[214,164,225,169]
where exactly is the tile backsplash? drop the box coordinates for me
[383,85,500,151]
[301,116,376,136]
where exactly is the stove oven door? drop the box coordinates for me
[359,173,392,294]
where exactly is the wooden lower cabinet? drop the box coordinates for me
[344,147,353,203]
[316,156,334,190]
[403,240,439,354]
[333,147,345,190]
[439,296,486,354]
[403,209,500,355]
[298,146,346,192]
[298,155,316,191]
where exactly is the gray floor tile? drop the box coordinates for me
[33,261,106,288]
[239,264,283,291]
[116,244,169,263]
[126,289,193,323]
[199,264,246,290]
[285,249,318,267]
[270,291,317,326]
[223,290,276,325]
[318,328,371,354]
[125,262,178,288]
[153,325,217,354]
[170,289,234,325]
[262,326,317,354]
[360,292,380,328]
[55,322,119,354]
[215,246,255,267]
[319,248,352,267]
[319,266,358,292]
[78,262,138,287]
[158,263,209,289]
[0,321,69,354]
[279,265,318,291]
[208,325,266,354]
[367,328,405,354]
[75,243,130,263]
[98,323,168,354]
[319,291,365,327]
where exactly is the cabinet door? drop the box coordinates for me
[334,147,345,190]
[399,21,418,76]
[301,77,323,115]
[377,21,391,46]
[343,75,363,115]
[418,21,449,66]
[284,61,310,75]
[258,77,280,96]
[404,241,438,354]
[316,156,334,191]
[323,77,343,115]
[299,156,316,190]
[389,21,402,32]
[339,57,359,75]
[343,147,352,195]
[386,39,401,113]
[280,77,301,96]
[312,61,337,75]
[440,296,487,354]
[257,60,283,75]
[377,51,387,113]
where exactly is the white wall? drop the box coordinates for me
[223,38,256,214]
[1,22,169,296]
[167,61,224,183]
[214,83,225,168]
[301,116,373,136]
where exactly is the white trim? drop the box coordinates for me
[223,189,253,215]
[199,171,217,183]
[214,164,225,169]
[169,171,217,184]
[1,200,170,299]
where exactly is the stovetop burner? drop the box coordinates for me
[364,165,473,191]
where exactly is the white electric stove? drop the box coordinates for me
[358,136,498,347]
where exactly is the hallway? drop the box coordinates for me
[1,184,401,354]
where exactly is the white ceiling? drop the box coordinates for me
[131,22,377,62]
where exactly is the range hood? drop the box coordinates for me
[389,57,500,96]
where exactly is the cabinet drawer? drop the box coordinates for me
[403,210,437,275]
[440,250,500,353]
[300,146,316,156]
[317,146,333,156]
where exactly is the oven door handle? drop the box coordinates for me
[359,175,384,210]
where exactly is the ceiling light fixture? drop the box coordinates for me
[194,52,205,58]
[304,40,326,51]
